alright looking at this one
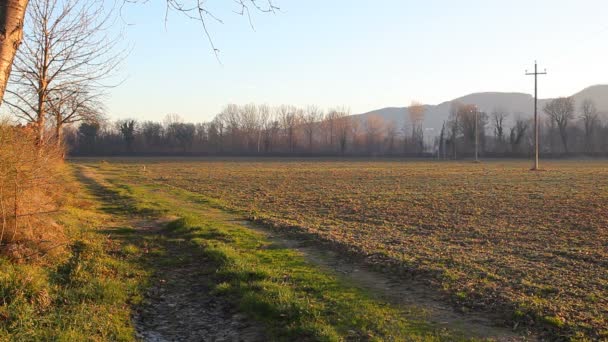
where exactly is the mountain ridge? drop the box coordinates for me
[355,85,608,137]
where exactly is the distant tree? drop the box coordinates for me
[580,99,599,153]
[448,102,462,159]
[458,104,477,152]
[302,105,323,153]
[334,109,351,155]
[457,104,487,155]
[211,115,225,153]
[48,89,104,148]
[142,121,164,147]
[438,121,446,159]
[278,105,300,153]
[219,104,241,151]
[78,122,99,153]
[544,97,575,153]
[509,117,529,153]
[364,115,385,154]
[323,110,340,151]
[257,104,271,153]
[171,123,196,152]
[118,119,136,152]
[262,109,280,153]
[408,101,425,153]
[195,122,208,146]
[239,103,260,152]
[491,108,508,152]
[385,120,398,155]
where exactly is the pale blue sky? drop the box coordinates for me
[109,0,608,122]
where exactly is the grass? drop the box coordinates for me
[75,158,608,341]
[0,172,148,341]
[84,163,470,341]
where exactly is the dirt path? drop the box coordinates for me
[158,204,536,341]
[132,218,266,342]
[77,166,266,342]
[239,221,535,342]
[79,165,535,341]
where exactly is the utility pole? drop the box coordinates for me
[474,106,479,162]
[526,61,547,170]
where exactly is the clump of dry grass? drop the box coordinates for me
[0,122,66,262]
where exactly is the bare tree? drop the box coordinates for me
[117,119,136,152]
[509,117,529,153]
[458,104,477,152]
[544,97,575,153]
[302,105,322,152]
[364,115,384,154]
[211,114,225,153]
[240,103,259,152]
[491,107,508,151]
[256,104,271,153]
[408,101,425,153]
[0,0,279,107]
[438,121,446,159]
[5,0,121,146]
[323,110,339,151]
[261,106,279,153]
[278,105,299,153]
[580,99,599,153]
[136,0,279,58]
[448,101,463,159]
[335,109,351,155]
[220,104,242,150]
[48,88,104,148]
[141,121,164,147]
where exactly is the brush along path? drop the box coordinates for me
[77,166,266,342]
[81,163,535,342]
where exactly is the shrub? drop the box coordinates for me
[0,122,66,261]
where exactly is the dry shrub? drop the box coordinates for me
[0,122,66,262]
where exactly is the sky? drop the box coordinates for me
[107,0,608,122]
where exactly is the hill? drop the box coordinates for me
[355,85,608,137]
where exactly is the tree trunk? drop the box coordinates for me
[35,89,45,145]
[55,117,62,147]
[0,0,28,105]
[559,126,569,154]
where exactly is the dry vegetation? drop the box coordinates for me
[0,123,66,261]
[120,159,608,340]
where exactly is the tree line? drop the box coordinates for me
[67,97,608,157]
[440,97,608,158]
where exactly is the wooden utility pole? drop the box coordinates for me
[474,107,479,162]
[526,61,547,170]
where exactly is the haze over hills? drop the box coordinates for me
[355,85,608,137]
